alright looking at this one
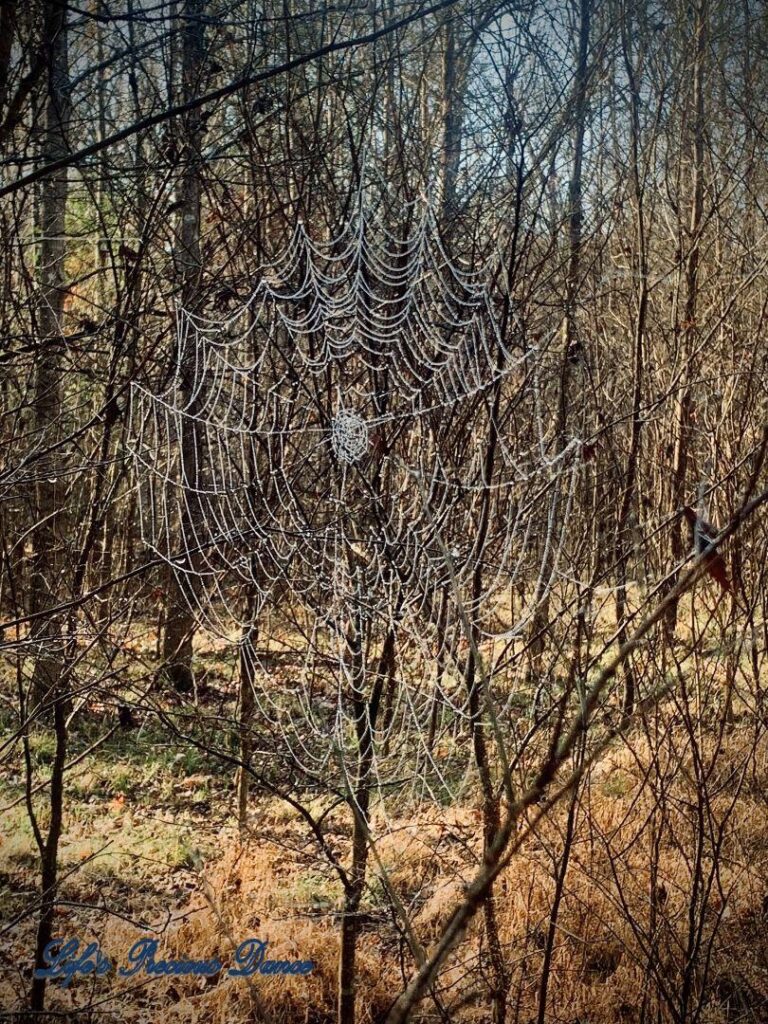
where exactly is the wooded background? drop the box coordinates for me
[3,1,768,1022]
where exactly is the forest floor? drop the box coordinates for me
[2,623,768,1023]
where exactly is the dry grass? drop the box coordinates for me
[8,711,763,1023]
[3,605,767,1024]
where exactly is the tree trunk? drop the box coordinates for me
[338,608,374,1024]
[28,686,67,1016]
[161,0,206,692]
[439,17,461,229]
[666,0,708,633]
[530,0,591,689]
[464,370,509,1024]
[237,625,257,830]
[27,4,69,1015]
[28,1,70,715]
[338,793,370,1024]
[614,3,648,727]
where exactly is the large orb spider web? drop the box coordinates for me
[128,194,577,801]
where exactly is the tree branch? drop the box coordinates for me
[0,0,460,199]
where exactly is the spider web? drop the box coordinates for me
[128,195,578,802]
